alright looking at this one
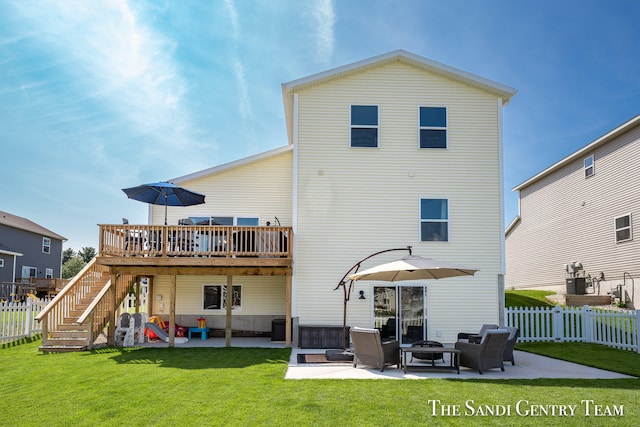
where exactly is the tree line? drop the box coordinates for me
[62,247,96,279]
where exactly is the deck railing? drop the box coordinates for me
[99,225,292,258]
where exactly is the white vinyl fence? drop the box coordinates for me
[505,305,640,352]
[0,298,48,343]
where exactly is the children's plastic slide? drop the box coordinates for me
[144,322,189,344]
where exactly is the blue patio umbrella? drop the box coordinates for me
[122,181,206,225]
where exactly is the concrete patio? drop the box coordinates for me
[141,337,633,380]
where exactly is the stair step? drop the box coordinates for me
[57,324,89,331]
[42,338,90,347]
[49,331,89,339]
[39,345,87,353]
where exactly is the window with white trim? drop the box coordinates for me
[614,214,632,243]
[350,105,378,147]
[0,259,4,268]
[188,216,259,226]
[584,155,595,178]
[42,237,51,254]
[419,107,447,148]
[420,198,449,241]
[45,268,53,279]
[203,285,242,310]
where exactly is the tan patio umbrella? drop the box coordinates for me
[335,247,478,350]
[348,255,478,282]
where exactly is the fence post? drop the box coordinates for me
[552,305,563,342]
[637,310,640,354]
[25,298,33,338]
[582,305,592,344]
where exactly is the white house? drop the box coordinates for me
[39,50,516,351]
[156,50,516,345]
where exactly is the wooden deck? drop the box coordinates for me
[97,224,293,274]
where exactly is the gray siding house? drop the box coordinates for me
[505,115,640,308]
[0,211,66,284]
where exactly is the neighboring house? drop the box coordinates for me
[505,115,640,308]
[40,50,516,351]
[0,210,66,284]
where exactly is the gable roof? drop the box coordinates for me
[281,49,517,144]
[513,114,640,191]
[172,145,293,184]
[0,211,66,241]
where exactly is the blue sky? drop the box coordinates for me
[2,0,639,250]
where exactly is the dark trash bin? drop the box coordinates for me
[271,319,286,341]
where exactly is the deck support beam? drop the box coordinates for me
[225,275,233,347]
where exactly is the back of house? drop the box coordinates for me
[135,50,516,345]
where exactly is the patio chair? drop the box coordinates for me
[502,326,519,365]
[454,329,510,374]
[457,323,498,342]
[350,327,400,372]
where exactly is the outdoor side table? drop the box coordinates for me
[401,347,461,374]
[188,327,210,340]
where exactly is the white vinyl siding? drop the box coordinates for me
[152,150,293,227]
[292,61,504,340]
[152,275,286,316]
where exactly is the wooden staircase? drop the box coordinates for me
[36,258,136,352]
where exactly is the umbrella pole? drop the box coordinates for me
[335,246,412,349]
[164,195,168,225]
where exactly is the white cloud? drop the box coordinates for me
[311,0,336,65]
[224,1,253,125]
[9,0,192,149]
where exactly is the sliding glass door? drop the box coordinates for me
[373,285,426,345]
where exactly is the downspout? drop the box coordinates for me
[290,92,299,347]
[497,98,506,326]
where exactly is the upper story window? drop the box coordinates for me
[0,259,4,268]
[350,105,378,147]
[42,237,51,254]
[187,216,259,226]
[584,155,595,178]
[420,198,449,241]
[614,214,632,243]
[420,107,447,149]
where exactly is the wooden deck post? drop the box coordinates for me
[225,275,233,347]
[108,273,117,345]
[169,275,176,347]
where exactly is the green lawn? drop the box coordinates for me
[505,289,556,308]
[1,337,638,426]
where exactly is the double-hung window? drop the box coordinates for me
[420,198,449,241]
[584,155,595,178]
[42,237,51,254]
[614,214,632,243]
[350,105,378,147]
[419,107,447,148]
